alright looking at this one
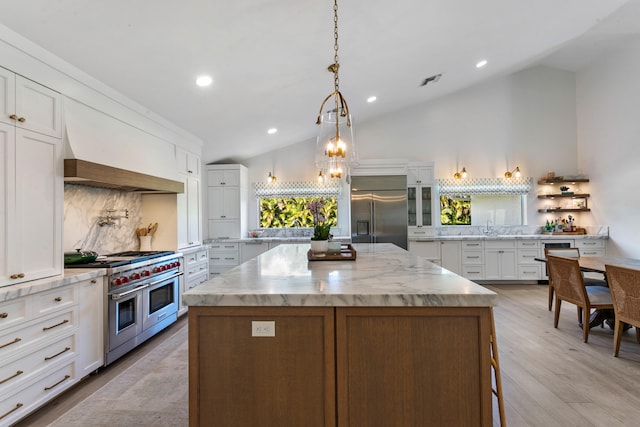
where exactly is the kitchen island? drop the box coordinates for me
[183,243,498,426]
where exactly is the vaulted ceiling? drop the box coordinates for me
[0,0,636,163]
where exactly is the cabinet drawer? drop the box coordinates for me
[33,286,76,316]
[462,250,483,264]
[0,361,76,426]
[185,249,209,265]
[209,254,239,266]
[0,334,75,396]
[209,243,239,251]
[518,249,540,264]
[517,240,539,249]
[0,298,29,330]
[461,241,483,249]
[0,309,76,360]
[462,265,484,280]
[187,271,209,291]
[518,265,541,280]
[187,260,210,277]
[576,240,605,249]
[580,249,605,257]
[484,240,516,249]
[209,266,234,278]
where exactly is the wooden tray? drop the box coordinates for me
[307,244,357,261]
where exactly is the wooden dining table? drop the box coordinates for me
[535,255,640,329]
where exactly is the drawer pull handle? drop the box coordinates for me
[0,370,23,385]
[54,297,62,302]
[17,116,26,123]
[0,337,22,349]
[43,319,69,331]
[0,312,7,318]
[44,374,71,391]
[224,257,235,260]
[45,346,71,361]
[467,256,480,259]
[0,403,23,420]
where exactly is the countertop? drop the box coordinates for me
[206,236,352,244]
[183,243,497,308]
[0,269,105,302]
[411,234,607,241]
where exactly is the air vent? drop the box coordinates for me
[420,73,442,87]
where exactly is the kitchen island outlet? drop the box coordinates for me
[184,243,497,426]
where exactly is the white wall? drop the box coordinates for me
[576,40,640,257]
[242,65,579,231]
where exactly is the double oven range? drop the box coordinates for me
[66,251,183,366]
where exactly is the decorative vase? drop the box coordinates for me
[310,239,328,254]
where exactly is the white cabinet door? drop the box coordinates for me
[240,242,269,263]
[484,249,517,281]
[440,241,461,275]
[77,277,105,376]
[177,176,202,249]
[15,76,62,138]
[1,125,62,287]
[207,169,240,187]
[408,240,440,261]
[208,186,240,219]
[176,147,200,177]
[0,67,15,126]
[407,165,434,185]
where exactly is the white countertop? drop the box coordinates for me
[417,234,607,241]
[183,243,497,308]
[0,269,105,302]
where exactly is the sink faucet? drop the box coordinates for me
[484,220,492,234]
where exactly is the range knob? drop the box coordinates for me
[131,273,141,280]
[113,277,123,286]
[121,276,130,284]
[142,270,151,277]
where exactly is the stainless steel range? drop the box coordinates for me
[67,251,183,365]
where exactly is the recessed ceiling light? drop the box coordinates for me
[195,75,213,87]
[476,60,488,68]
[267,128,278,135]
[367,96,377,103]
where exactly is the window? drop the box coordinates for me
[440,196,471,225]
[259,196,338,229]
[439,194,525,226]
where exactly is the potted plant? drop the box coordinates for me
[308,198,332,253]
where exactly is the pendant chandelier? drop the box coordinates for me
[315,0,358,182]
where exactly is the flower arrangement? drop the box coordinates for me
[308,198,332,241]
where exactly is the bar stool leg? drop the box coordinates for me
[490,307,506,427]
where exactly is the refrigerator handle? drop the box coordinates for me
[370,199,375,243]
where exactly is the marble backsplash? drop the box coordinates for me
[64,184,144,254]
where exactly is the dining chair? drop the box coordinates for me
[604,264,640,357]
[544,247,607,311]
[547,255,613,343]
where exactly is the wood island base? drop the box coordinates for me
[188,305,493,427]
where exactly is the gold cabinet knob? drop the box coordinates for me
[9,114,18,120]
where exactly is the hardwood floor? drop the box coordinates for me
[14,285,640,426]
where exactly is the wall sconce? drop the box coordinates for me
[267,172,277,183]
[317,170,325,183]
[453,167,467,180]
[504,166,521,179]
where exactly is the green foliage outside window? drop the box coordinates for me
[440,196,471,225]
[259,197,338,229]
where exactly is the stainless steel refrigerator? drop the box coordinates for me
[350,175,408,249]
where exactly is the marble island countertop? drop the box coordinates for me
[183,243,497,308]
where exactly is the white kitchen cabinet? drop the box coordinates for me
[77,277,105,376]
[408,240,440,263]
[0,123,63,287]
[179,248,209,316]
[575,239,605,256]
[461,240,484,280]
[484,240,517,281]
[0,67,62,138]
[440,241,462,275]
[209,242,240,278]
[407,163,434,238]
[176,146,201,177]
[176,147,202,249]
[517,240,541,280]
[0,282,88,425]
[406,163,434,185]
[207,164,247,239]
[240,242,270,263]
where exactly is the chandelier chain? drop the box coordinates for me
[333,0,340,93]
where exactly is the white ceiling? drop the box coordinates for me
[0,0,637,163]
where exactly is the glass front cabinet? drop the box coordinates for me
[407,163,434,238]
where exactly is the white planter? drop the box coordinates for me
[310,239,328,254]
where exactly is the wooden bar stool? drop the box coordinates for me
[490,307,506,426]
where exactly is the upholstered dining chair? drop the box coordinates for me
[546,255,613,343]
[544,247,607,311]
[604,264,640,357]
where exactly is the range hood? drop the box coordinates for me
[64,159,184,193]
